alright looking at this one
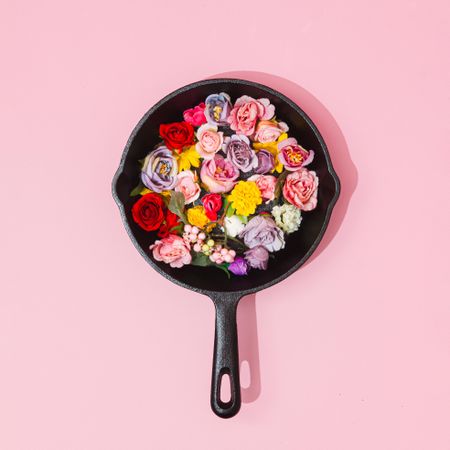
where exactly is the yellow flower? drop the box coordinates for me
[187,205,210,229]
[228,181,262,216]
[139,187,171,199]
[175,145,201,172]
[252,132,288,174]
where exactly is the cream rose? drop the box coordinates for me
[175,170,201,204]
[195,124,224,160]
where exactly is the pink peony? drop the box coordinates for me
[150,234,192,268]
[195,124,224,160]
[227,96,275,136]
[183,102,207,127]
[200,155,239,193]
[283,168,319,211]
[248,174,277,202]
[175,170,201,204]
[253,120,289,143]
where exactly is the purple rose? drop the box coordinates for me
[278,137,314,171]
[239,215,285,252]
[255,149,275,174]
[228,257,248,276]
[141,146,178,192]
[223,134,258,173]
[245,246,269,270]
[204,92,232,126]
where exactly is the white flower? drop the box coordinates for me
[224,215,246,238]
[271,204,302,234]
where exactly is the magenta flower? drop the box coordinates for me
[228,257,248,276]
[183,102,207,127]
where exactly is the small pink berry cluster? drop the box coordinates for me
[209,246,236,264]
[182,224,236,264]
[183,224,206,252]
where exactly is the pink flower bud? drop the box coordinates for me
[224,254,233,263]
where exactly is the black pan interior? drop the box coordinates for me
[113,79,339,295]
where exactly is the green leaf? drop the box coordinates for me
[190,253,231,278]
[130,183,144,197]
[226,204,236,217]
[191,252,210,266]
[169,223,184,235]
[168,191,187,223]
[216,264,231,279]
[236,214,248,224]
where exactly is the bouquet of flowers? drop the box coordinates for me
[130,93,319,276]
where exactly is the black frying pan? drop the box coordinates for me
[112,78,340,418]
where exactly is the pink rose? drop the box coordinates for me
[278,137,314,171]
[175,170,201,204]
[150,234,192,268]
[248,174,277,202]
[195,123,224,159]
[200,155,239,193]
[253,120,289,143]
[183,102,207,127]
[227,96,275,136]
[283,168,319,211]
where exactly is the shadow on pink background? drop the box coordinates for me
[221,71,358,404]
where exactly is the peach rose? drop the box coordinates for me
[195,123,224,159]
[175,170,201,204]
[227,96,275,136]
[150,234,192,268]
[283,168,319,211]
[253,120,289,143]
[248,174,277,202]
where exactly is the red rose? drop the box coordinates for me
[131,193,165,231]
[201,193,222,221]
[159,122,195,151]
[157,210,181,238]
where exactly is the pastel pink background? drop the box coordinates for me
[1,0,449,449]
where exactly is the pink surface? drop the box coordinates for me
[1,0,449,448]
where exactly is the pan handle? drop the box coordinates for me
[208,292,243,418]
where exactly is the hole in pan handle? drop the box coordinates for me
[209,292,243,418]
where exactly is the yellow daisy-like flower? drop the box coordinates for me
[187,205,210,229]
[175,145,201,172]
[252,132,289,174]
[138,187,171,199]
[228,181,262,216]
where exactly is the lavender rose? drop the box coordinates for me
[204,93,232,126]
[141,146,178,192]
[239,215,285,252]
[228,257,249,276]
[255,149,275,174]
[245,245,269,270]
[223,134,258,173]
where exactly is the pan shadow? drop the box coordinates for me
[210,71,358,404]
[237,294,261,403]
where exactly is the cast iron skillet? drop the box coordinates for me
[112,78,340,418]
